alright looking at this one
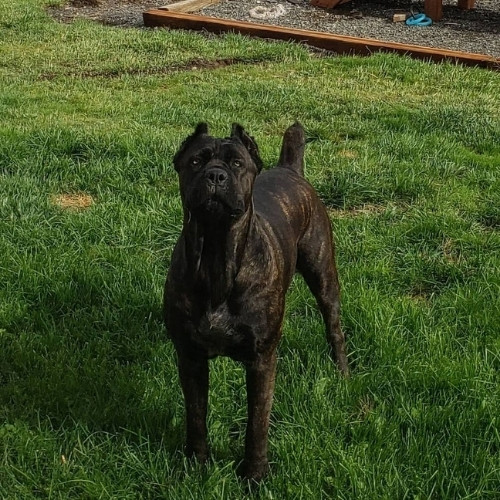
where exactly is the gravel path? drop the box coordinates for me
[51,0,500,58]
[202,0,500,57]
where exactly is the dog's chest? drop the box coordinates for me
[193,302,250,358]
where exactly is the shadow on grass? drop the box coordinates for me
[1,274,184,451]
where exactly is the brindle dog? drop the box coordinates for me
[164,122,348,481]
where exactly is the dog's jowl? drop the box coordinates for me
[164,122,348,481]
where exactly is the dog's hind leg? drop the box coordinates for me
[297,211,349,376]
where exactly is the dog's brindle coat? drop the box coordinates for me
[164,122,348,481]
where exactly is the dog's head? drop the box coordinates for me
[173,123,263,223]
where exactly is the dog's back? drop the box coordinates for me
[253,122,321,246]
[251,122,334,293]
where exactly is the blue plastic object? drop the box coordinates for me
[406,13,433,26]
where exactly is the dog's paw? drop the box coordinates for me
[185,444,209,463]
[338,359,350,378]
[236,459,270,482]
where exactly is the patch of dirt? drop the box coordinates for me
[48,0,500,58]
[52,192,94,210]
[337,149,359,159]
[49,0,158,26]
[441,237,463,264]
[328,204,387,217]
[39,56,268,80]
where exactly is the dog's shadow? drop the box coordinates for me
[1,273,184,453]
[2,268,352,471]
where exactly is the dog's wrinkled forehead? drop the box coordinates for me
[174,123,263,173]
[214,138,250,162]
[177,138,248,168]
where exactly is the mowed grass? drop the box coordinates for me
[1,0,499,497]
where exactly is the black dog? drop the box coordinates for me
[164,122,348,481]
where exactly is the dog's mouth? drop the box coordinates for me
[189,191,245,220]
[203,195,245,218]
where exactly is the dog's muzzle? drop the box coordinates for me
[205,167,228,195]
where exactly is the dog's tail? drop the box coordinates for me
[277,122,305,176]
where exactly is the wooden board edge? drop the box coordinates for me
[159,0,220,13]
[309,0,344,9]
[143,10,499,70]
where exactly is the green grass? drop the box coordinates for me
[1,0,499,498]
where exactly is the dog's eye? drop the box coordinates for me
[232,159,243,168]
[190,158,201,168]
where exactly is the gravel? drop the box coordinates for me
[203,0,500,57]
[50,0,500,58]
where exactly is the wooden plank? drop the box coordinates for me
[142,10,499,70]
[310,0,351,7]
[424,0,443,21]
[310,0,344,9]
[159,0,220,13]
[457,0,475,9]
[393,13,407,22]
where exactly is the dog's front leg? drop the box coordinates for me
[178,354,209,462]
[238,351,277,481]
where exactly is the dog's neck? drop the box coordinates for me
[183,206,253,308]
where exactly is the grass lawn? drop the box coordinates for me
[1,0,499,497]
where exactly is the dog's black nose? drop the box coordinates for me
[206,168,228,187]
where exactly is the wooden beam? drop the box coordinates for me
[159,0,220,13]
[424,0,443,21]
[457,0,475,10]
[142,10,499,70]
[309,0,344,9]
[311,0,351,7]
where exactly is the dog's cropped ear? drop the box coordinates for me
[231,123,263,172]
[193,122,209,136]
[173,123,209,171]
